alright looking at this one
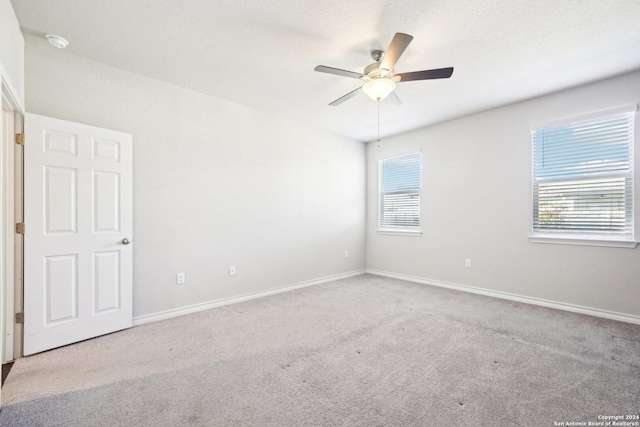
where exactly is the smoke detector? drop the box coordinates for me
[45,34,69,49]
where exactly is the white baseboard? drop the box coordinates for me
[366,269,640,325]
[133,269,366,326]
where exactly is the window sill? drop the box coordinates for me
[377,229,422,237]
[528,235,638,248]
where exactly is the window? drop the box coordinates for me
[531,106,636,246]
[378,152,421,234]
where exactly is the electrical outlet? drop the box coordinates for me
[345,251,349,259]
[229,266,236,276]
[465,259,472,268]
[177,272,186,284]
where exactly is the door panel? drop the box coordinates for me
[24,113,132,356]
[93,251,120,313]
[93,138,119,162]
[45,166,77,234]
[45,254,78,324]
[93,171,119,232]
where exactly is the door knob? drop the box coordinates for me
[122,238,131,245]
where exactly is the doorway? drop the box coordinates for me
[1,78,24,410]
[1,81,24,366]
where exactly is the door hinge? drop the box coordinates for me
[16,133,25,145]
[15,312,24,324]
[16,223,25,234]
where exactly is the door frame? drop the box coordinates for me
[1,77,24,365]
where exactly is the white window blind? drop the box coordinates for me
[532,108,635,239]
[379,153,421,230]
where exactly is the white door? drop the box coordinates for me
[23,113,132,355]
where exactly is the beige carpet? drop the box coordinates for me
[1,274,639,426]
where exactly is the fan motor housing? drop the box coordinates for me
[364,62,394,79]
[364,62,380,76]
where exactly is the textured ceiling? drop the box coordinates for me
[10,0,640,142]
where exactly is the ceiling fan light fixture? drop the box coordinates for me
[362,77,396,101]
[314,32,453,107]
[45,34,69,49]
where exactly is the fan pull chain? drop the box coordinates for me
[377,100,380,145]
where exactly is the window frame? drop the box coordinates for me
[528,105,638,248]
[377,152,422,237]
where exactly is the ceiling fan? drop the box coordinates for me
[315,33,453,106]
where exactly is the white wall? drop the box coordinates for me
[0,0,24,109]
[367,70,640,319]
[1,0,24,366]
[25,38,366,318]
